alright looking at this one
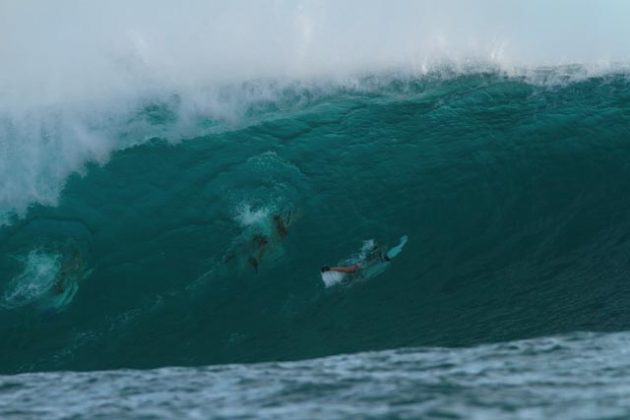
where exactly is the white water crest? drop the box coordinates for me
[1,250,61,309]
[234,204,271,227]
[2,0,630,223]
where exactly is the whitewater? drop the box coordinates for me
[3,332,630,419]
[2,1,630,418]
[2,0,630,224]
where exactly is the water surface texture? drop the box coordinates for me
[2,333,630,419]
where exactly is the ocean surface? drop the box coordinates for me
[2,1,630,418]
[3,332,630,419]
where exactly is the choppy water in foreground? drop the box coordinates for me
[2,332,629,419]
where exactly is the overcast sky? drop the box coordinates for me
[2,0,630,106]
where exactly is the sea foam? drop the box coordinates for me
[1,250,61,309]
[2,0,630,224]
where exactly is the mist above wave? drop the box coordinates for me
[2,0,630,108]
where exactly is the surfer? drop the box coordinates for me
[321,239,394,273]
[320,244,384,277]
[320,264,361,274]
[273,214,289,238]
[53,250,83,294]
[320,247,387,275]
[320,235,408,286]
[246,212,292,273]
[248,234,269,273]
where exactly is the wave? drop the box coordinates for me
[2,1,630,223]
[1,69,630,372]
[2,67,630,226]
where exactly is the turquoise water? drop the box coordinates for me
[2,71,630,375]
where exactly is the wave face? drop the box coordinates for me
[2,70,630,372]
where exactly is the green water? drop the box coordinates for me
[2,73,630,373]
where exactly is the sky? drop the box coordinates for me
[1,0,630,106]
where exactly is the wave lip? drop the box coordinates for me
[3,1,630,224]
[2,63,629,226]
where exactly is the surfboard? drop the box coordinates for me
[321,270,347,287]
